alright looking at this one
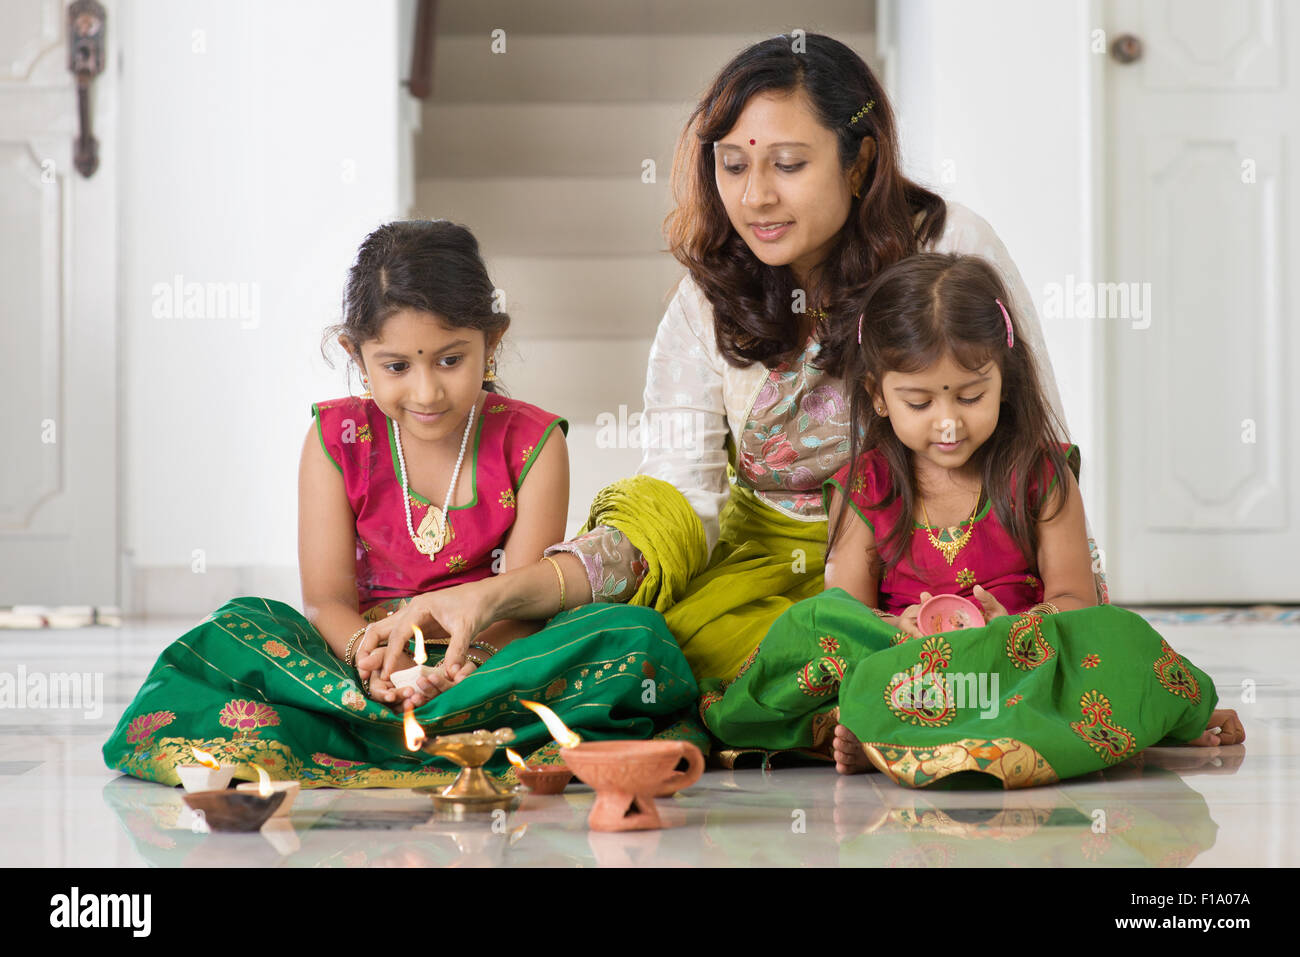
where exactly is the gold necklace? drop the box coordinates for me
[920,484,981,565]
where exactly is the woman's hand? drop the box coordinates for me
[972,585,1009,623]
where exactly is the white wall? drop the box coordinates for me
[884,0,1103,525]
[118,0,406,613]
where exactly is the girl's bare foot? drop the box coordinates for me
[1187,708,1245,747]
[832,724,872,774]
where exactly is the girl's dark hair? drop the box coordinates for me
[828,253,1072,578]
[321,220,510,395]
[666,32,947,374]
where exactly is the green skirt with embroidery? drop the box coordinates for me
[699,588,1217,788]
[103,597,702,789]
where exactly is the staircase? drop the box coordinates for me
[410,0,876,536]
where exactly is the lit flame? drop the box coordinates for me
[505,748,528,770]
[403,709,426,751]
[191,746,220,769]
[412,624,427,666]
[255,764,272,797]
[520,700,582,749]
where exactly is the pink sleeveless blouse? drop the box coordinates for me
[823,443,1077,616]
[310,394,568,614]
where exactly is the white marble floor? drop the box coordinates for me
[0,613,1293,867]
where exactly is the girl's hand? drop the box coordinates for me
[400,658,482,712]
[897,592,933,639]
[972,584,1009,622]
[357,649,417,705]
[1187,708,1245,747]
[368,583,497,686]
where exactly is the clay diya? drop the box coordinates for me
[182,789,285,832]
[236,780,300,817]
[559,741,704,832]
[175,747,236,793]
[918,593,985,634]
[390,624,440,691]
[505,748,573,795]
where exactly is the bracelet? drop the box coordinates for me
[343,626,366,668]
[1030,601,1061,616]
[542,555,566,612]
[469,640,499,657]
[465,653,486,667]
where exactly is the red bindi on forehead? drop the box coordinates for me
[750,139,755,145]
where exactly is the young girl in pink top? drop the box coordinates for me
[700,253,1242,787]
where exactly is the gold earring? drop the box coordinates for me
[483,356,498,382]
[360,374,372,399]
[852,182,862,199]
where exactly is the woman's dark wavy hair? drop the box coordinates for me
[321,219,510,395]
[827,253,1072,578]
[665,32,947,374]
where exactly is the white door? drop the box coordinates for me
[0,0,118,605]
[1104,0,1299,602]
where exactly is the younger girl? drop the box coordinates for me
[103,221,698,789]
[700,253,1242,787]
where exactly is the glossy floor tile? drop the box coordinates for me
[0,613,1293,867]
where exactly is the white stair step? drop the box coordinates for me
[562,422,648,539]
[430,32,874,103]
[414,175,671,257]
[435,0,875,36]
[495,336,653,427]
[419,102,693,177]
[484,255,684,339]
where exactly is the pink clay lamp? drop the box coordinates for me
[506,748,573,794]
[917,593,986,634]
[521,700,704,832]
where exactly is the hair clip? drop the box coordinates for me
[996,298,1014,348]
[857,312,864,345]
[847,100,876,127]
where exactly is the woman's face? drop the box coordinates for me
[346,308,501,451]
[713,89,868,289]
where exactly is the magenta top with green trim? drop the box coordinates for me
[822,443,1078,617]
[311,393,568,614]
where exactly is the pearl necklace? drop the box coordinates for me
[393,398,477,560]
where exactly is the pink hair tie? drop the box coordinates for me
[996,298,1014,348]
[856,312,864,345]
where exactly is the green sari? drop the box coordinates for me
[699,587,1218,788]
[103,598,700,789]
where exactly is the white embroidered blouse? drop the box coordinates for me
[544,201,1071,601]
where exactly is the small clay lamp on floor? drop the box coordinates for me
[182,764,285,832]
[505,747,573,794]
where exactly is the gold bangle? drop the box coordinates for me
[344,626,366,668]
[465,653,486,667]
[542,555,566,612]
[469,640,499,657]
[1030,601,1061,616]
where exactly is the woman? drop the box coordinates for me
[367,34,1102,761]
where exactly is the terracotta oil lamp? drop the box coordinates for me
[521,700,704,832]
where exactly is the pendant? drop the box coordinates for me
[414,504,449,558]
[927,524,972,566]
